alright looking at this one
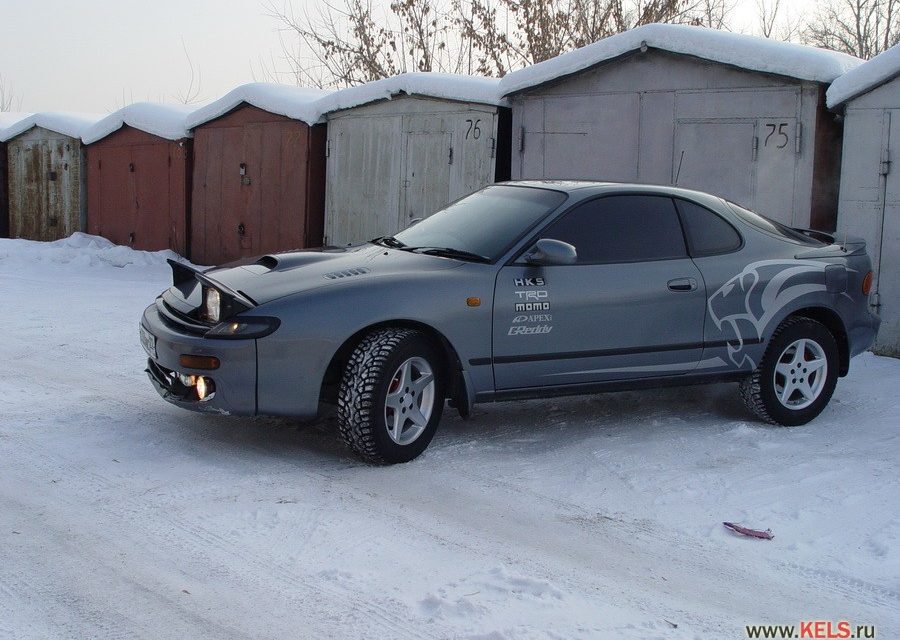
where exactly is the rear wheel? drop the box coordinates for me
[740,316,839,426]
[337,328,445,464]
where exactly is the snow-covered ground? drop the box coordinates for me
[0,235,898,639]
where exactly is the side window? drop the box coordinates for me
[675,200,742,257]
[541,195,687,264]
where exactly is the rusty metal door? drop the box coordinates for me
[132,143,170,250]
[97,145,133,246]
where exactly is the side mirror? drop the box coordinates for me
[524,238,577,266]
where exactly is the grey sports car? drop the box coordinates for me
[141,182,880,463]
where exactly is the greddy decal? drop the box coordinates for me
[708,259,829,368]
[509,325,552,336]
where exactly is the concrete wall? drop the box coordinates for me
[836,76,900,355]
[509,49,838,230]
[325,96,503,246]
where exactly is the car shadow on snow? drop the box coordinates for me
[154,381,749,466]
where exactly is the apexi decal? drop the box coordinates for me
[509,325,552,336]
[515,277,545,287]
[513,314,552,323]
[708,259,829,368]
[515,302,550,312]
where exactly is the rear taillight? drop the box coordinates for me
[862,271,874,296]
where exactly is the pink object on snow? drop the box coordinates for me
[723,522,774,540]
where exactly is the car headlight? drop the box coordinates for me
[204,288,221,323]
[205,317,280,339]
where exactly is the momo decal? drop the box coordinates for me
[508,325,552,336]
[515,302,550,312]
[708,259,829,368]
[515,277,545,287]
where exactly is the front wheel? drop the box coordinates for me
[337,328,445,464]
[739,316,839,426]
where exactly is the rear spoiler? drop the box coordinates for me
[793,231,867,259]
[166,259,258,307]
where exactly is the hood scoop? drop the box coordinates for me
[323,267,371,280]
[254,252,336,271]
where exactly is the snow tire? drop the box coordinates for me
[739,316,839,426]
[337,328,445,464]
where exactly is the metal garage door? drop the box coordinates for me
[401,131,452,228]
[521,94,640,180]
[673,120,756,209]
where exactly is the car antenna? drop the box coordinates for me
[674,150,685,186]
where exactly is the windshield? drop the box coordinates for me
[725,200,825,246]
[391,185,568,261]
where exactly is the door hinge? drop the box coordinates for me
[490,137,496,159]
[752,136,759,162]
[326,139,331,157]
[795,122,802,154]
[448,146,454,165]
[880,149,891,176]
[518,126,525,153]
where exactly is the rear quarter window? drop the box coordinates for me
[675,200,742,256]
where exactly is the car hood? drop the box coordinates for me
[202,244,465,305]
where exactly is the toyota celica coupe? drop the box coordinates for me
[141,182,880,463]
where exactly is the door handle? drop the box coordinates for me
[667,277,697,292]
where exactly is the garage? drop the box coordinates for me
[1,112,100,241]
[499,23,861,230]
[83,103,194,255]
[0,113,32,238]
[186,83,329,265]
[317,74,510,246]
[828,45,900,355]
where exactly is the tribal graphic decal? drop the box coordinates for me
[708,259,829,368]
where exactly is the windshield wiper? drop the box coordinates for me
[370,235,407,249]
[406,246,491,263]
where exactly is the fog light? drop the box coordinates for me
[196,376,215,401]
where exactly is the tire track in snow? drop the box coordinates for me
[0,433,447,640]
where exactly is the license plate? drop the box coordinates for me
[140,324,157,358]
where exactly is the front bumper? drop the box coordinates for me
[141,303,257,415]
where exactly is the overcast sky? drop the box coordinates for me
[1,0,813,115]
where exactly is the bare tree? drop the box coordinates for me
[455,0,736,76]
[173,38,203,104]
[265,0,737,86]
[804,0,900,58]
[1,74,22,111]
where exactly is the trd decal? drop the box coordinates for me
[708,259,829,368]
[514,290,548,300]
[515,277,545,287]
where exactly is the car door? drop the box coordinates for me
[492,194,707,389]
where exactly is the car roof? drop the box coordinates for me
[499,180,728,202]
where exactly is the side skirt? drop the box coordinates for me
[474,371,749,404]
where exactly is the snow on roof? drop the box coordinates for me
[0,112,33,141]
[82,102,197,144]
[185,83,331,129]
[315,72,505,116]
[499,23,863,95]
[0,112,104,142]
[827,44,900,108]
